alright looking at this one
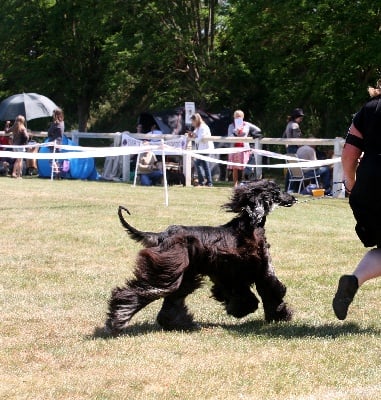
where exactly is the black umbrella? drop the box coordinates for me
[0,92,58,121]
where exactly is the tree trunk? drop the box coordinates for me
[77,97,90,132]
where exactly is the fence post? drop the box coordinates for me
[118,133,131,182]
[183,138,193,186]
[71,130,79,145]
[332,137,344,198]
[254,138,262,179]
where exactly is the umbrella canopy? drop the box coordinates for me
[0,92,58,121]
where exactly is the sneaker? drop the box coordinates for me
[332,275,359,320]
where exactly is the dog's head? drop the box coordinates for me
[223,180,296,225]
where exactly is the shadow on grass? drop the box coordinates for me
[217,319,381,339]
[89,319,381,340]
[90,322,165,340]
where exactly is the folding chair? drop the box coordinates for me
[286,155,320,194]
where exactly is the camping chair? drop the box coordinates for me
[117,133,143,185]
[162,135,187,172]
[286,155,320,194]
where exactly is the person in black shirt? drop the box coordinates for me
[333,79,381,320]
[47,108,65,176]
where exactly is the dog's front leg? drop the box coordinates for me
[157,271,203,331]
[255,274,292,322]
[211,281,259,318]
[254,245,293,322]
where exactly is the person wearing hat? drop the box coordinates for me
[283,108,304,191]
[332,79,381,320]
[282,108,305,154]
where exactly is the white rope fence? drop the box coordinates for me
[0,139,345,206]
[0,141,341,169]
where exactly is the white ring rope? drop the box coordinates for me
[0,141,341,169]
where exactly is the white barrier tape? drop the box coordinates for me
[190,151,341,169]
[0,143,179,160]
[0,143,341,169]
[194,147,300,161]
[0,142,52,149]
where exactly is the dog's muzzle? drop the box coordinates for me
[279,192,297,207]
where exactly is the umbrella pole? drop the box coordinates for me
[50,140,56,181]
[161,139,169,207]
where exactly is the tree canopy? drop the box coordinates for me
[0,0,380,136]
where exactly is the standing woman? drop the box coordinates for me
[227,110,261,187]
[48,108,65,175]
[190,113,214,187]
[48,108,65,145]
[282,108,304,154]
[333,79,381,320]
[11,115,29,178]
[283,108,304,191]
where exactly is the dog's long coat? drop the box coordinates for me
[105,180,295,334]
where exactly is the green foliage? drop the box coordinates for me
[225,0,381,136]
[0,1,380,135]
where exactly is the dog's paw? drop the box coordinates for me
[103,318,124,337]
[265,303,293,323]
[225,294,260,318]
[156,311,199,332]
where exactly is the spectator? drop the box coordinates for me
[47,108,65,177]
[227,110,261,187]
[189,113,214,187]
[332,79,381,320]
[48,108,65,145]
[283,108,304,190]
[2,120,11,136]
[137,140,163,186]
[296,143,331,194]
[148,124,162,135]
[283,108,304,154]
[10,115,29,178]
[0,121,13,175]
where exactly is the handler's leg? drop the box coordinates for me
[354,248,381,285]
[333,248,381,320]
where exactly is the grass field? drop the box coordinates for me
[1,178,381,400]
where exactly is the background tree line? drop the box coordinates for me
[0,0,380,137]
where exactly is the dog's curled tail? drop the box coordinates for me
[118,206,160,247]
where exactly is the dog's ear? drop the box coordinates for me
[254,200,266,222]
[250,196,271,225]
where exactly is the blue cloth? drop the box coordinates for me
[140,170,163,186]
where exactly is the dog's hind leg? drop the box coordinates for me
[105,238,190,335]
[157,272,203,331]
[105,279,169,335]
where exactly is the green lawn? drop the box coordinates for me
[1,178,380,400]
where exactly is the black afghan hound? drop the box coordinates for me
[105,180,296,334]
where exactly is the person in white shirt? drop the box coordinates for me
[189,113,214,187]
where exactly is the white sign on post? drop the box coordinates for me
[185,102,196,125]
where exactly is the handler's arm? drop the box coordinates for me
[342,124,363,193]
